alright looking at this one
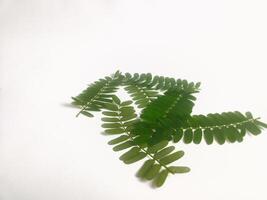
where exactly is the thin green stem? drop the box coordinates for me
[184,117,260,131]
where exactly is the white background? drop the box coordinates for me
[1,0,267,200]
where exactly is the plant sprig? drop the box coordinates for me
[71,71,266,188]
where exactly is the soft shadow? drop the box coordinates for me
[61,102,79,109]
[135,173,156,189]
[100,131,110,136]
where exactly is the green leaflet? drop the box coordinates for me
[213,128,225,145]
[121,100,133,106]
[160,151,185,165]
[183,129,193,144]
[173,128,183,143]
[245,121,262,135]
[104,103,119,111]
[121,114,137,121]
[193,128,202,144]
[112,95,121,105]
[245,111,253,119]
[147,140,169,153]
[101,123,122,128]
[204,128,213,145]
[124,152,147,164]
[108,135,129,145]
[153,170,168,187]
[80,111,94,117]
[154,146,175,159]
[72,71,266,188]
[255,120,267,128]
[101,117,120,122]
[169,166,191,173]
[145,164,161,180]
[137,160,155,177]
[119,147,140,161]
[105,128,125,135]
[223,127,237,143]
[102,111,119,116]
[120,106,135,116]
[113,141,133,151]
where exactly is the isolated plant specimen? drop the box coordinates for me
[71,71,266,187]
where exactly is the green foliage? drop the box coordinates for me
[128,89,197,145]
[100,97,189,187]
[168,111,266,145]
[71,71,266,188]
[122,72,200,109]
[140,89,196,124]
[122,72,201,92]
[72,71,123,117]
